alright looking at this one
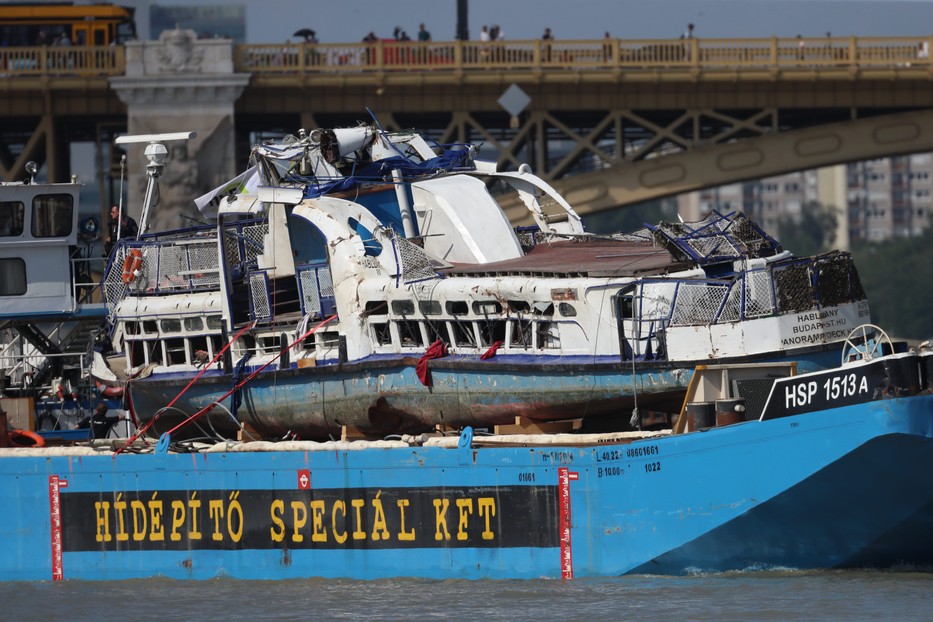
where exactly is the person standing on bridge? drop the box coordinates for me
[418,23,431,42]
[681,23,694,61]
[542,27,553,62]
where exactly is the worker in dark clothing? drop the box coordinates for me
[79,403,123,439]
[104,204,138,256]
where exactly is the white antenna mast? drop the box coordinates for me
[114,131,196,235]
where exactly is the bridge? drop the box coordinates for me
[2,34,933,223]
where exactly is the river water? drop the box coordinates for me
[8,570,932,621]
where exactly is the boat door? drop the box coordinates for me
[615,284,667,361]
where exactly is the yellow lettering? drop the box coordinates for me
[370,492,390,541]
[310,500,327,543]
[94,501,111,543]
[433,498,450,541]
[148,494,164,542]
[477,497,496,540]
[170,500,185,542]
[270,500,285,542]
[396,499,415,542]
[114,493,128,542]
[350,499,366,541]
[227,492,243,543]
[456,498,474,541]
[208,499,225,542]
[332,501,347,544]
[188,494,202,540]
[130,499,148,542]
[290,501,308,543]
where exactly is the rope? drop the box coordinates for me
[113,321,255,456]
[162,314,337,439]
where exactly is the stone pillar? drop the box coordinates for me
[817,165,850,251]
[110,28,250,232]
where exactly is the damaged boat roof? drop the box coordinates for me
[442,238,690,278]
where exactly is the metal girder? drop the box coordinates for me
[502,108,933,222]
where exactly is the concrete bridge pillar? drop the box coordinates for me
[110,28,250,231]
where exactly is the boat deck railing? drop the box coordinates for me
[0,36,929,78]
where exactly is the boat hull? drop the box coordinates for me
[3,391,931,582]
[127,347,840,439]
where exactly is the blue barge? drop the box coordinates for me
[3,345,932,581]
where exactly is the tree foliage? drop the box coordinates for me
[851,226,933,341]
[776,201,838,257]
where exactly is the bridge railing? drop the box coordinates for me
[0,36,929,78]
[0,45,125,76]
[234,36,933,74]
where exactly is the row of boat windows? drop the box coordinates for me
[366,299,578,318]
[370,318,561,350]
[125,331,344,367]
[0,195,73,237]
[123,315,225,336]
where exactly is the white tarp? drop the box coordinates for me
[194,166,260,216]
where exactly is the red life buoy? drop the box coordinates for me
[8,429,45,448]
[95,380,124,399]
[121,249,143,284]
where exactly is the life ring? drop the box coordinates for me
[8,429,45,448]
[121,249,143,284]
[95,380,124,399]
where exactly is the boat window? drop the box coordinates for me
[0,201,25,237]
[391,300,416,315]
[445,301,469,315]
[424,320,447,343]
[558,303,577,317]
[449,319,476,347]
[160,319,182,333]
[509,318,533,349]
[206,316,224,330]
[165,338,187,365]
[508,300,530,313]
[536,321,560,349]
[124,321,139,336]
[419,300,442,315]
[473,301,502,315]
[0,258,26,295]
[478,320,507,346]
[183,317,204,331]
[190,335,208,359]
[532,302,554,316]
[142,320,158,334]
[364,301,389,315]
[31,194,73,238]
[396,320,423,347]
[316,330,341,349]
[371,322,392,345]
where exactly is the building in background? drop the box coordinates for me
[149,4,245,42]
[678,153,933,248]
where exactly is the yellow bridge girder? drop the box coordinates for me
[502,108,933,221]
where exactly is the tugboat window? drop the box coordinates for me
[0,258,26,295]
[0,201,25,236]
[31,194,73,238]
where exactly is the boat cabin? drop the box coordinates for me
[0,179,84,318]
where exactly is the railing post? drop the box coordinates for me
[690,38,699,68]
[849,36,858,69]
[770,36,778,69]
[454,39,463,68]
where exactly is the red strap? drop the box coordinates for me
[114,321,255,456]
[416,340,448,386]
[480,340,504,360]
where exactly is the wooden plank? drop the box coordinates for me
[494,416,582,435]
